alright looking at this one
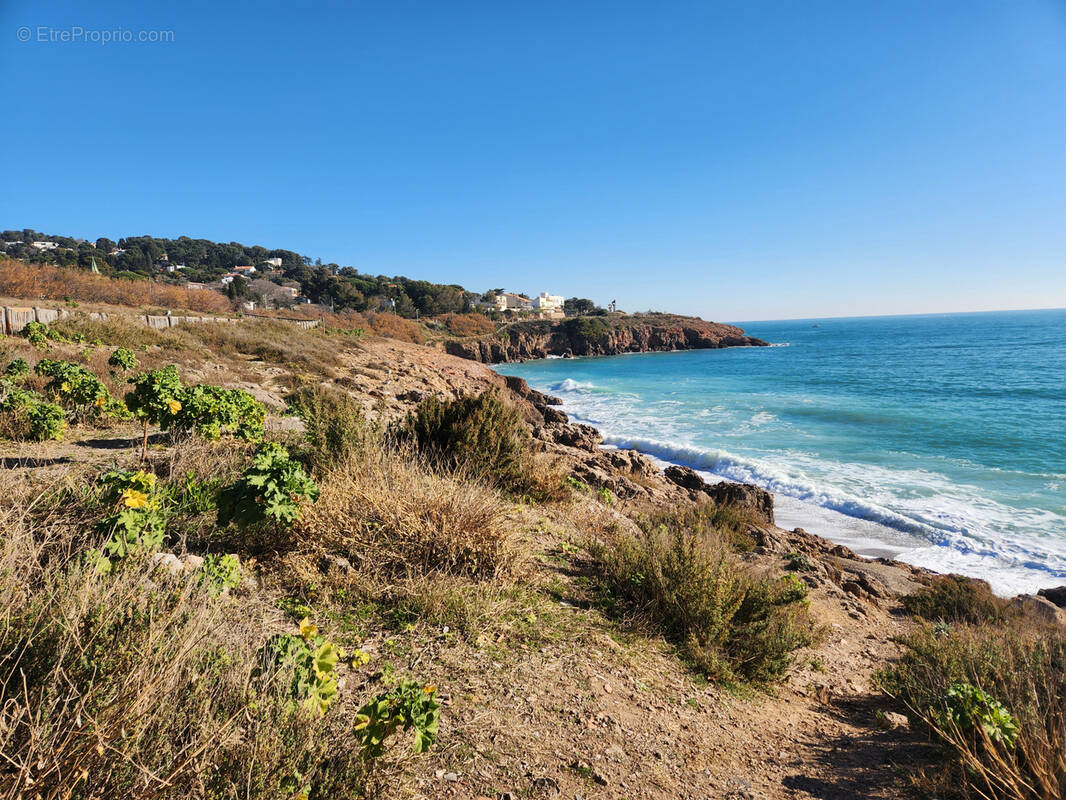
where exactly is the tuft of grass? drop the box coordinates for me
[901,574,1014,625]
[298,447,522,582]
[0,470,369,800]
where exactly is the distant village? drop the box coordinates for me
[1,234,616,319]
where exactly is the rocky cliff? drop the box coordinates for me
[443,314,769,363]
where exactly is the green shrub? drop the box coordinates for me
[218,442,319,529]
[397,390,531,488]
[92,470,168,573]
[35,359,115,420]
[108,346,138,372]
[288,384,375,473]
[23,399,66,440]
[174,383,265,441]
[22,321,65,349]
[255,617,351,716]
[355,679,441,759]
[563,316,611,340]
[125,365,185,457]
[197,553,242,595]
[3,358,30,381]
[941,682,1020,747]
[0,381,67,441]
[590,512,814,684]
[901,574,1012,625]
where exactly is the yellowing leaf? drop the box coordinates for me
[299,617,318,641]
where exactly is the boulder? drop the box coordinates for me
[662,466,775,525]
[1038,585,1066,608]
[878,711,910,731]
[545,423,603,452]
[1010,594,1066,626]
[541,405,569,424]
[704,481,775,526]
[663,465,706,492]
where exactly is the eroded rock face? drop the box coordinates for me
[663,464,775,525]
[536,422,604,452]
[445,317,769,364]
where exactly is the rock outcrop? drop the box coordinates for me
[664,464,775,525]
[445,315,769,364]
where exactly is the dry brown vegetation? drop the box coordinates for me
[0,260,230,313]
[0,471,369,800]
[437,312,496,337]
[302,450,522,582]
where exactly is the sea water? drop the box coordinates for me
[496,309,1066,595]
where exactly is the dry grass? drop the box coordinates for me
[0,470,369,799]
[299,448,522,582]
[880,619,1066,800]
[0,261,230,313]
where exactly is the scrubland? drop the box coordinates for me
[1,314,1064,799]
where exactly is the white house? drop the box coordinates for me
[31,241,59,251]
[532,292,564,312]
[262,257,283,268]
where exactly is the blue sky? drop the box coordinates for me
[2,0,1064,321]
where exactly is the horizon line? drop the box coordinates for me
[728,306,1066,326]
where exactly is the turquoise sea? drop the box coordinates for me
[497,309,1066,595]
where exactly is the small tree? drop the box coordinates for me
[125,365,184,460]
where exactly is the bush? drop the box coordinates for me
[3,357,30,380]
[0,259,231,313]
[91,469,168,572]
[255,617,349,716]
[878,621,1066,799]
[355,680,440,759]
[397,390,531,490]
[564,316,611,340]
[0,505,369,799]
[288,384,376,474]
[21,320,65,349]
[0,382,66,440]
[108,346,138,372]
[126,365,185,456]
[439,312,496,337]
[589,510,814,684]
[217,442,319,531]
[34,358,116,421]
[173,383,265,441]
[901,574,1013,625]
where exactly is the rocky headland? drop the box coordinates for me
[443,312,769,363]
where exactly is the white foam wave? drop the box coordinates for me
[599,433,1066,594]
[551,378,594,392]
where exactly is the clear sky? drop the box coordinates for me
[2,0,1064,321]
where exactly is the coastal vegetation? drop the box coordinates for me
[1,306,1063,798]
[883,578,1066,799]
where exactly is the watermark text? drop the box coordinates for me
[16,26,175,44]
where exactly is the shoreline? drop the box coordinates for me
[498,359,1059,599]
